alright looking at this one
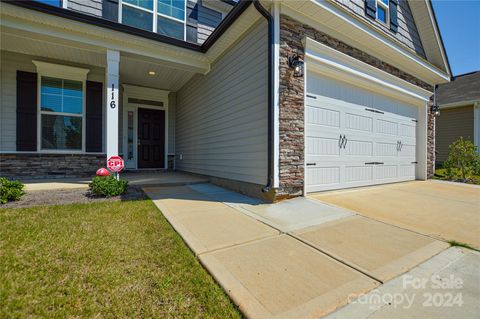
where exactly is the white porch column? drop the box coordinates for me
[106,50,120,158]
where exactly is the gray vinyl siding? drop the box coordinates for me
[175,21,268,185]
[68,0,102,17]
[333,0,426,57]
[0,50,105,152]
[435,105,474,162]
[197,1,223,44]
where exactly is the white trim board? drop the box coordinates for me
[303,37,432,106]
[280,1,450,85]
[122,84,169,170]
[33,60,90,81]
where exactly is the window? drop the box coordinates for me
[34,0,62,6]
[120,0,186,40]
[376,0,389,24]
[40,76,83,150]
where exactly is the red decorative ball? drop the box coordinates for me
[96,168,110,176]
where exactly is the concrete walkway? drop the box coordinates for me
[324,247,480,319]
[142,183,469,319]
[311,180,480,248]
[144,185,379,318]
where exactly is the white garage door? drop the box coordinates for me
[305,72,418,193]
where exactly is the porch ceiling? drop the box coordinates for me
[1,26,196,92]
[120,55,195,92]
[1,27,106,67]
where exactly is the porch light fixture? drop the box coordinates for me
[148,71,156,76]
[288,54,304,77]
[431,103,440,117]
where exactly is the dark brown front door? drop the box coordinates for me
[138,108,165,168]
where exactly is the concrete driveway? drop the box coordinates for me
[311,180,480,249]
[144,182,480,318]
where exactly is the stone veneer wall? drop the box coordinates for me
[427,110,436,178]
[0,154,105,179]
[278,15,434,197]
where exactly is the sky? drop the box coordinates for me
[431,0,480,76]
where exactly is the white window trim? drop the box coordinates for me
[376,0,390,25]
[119,0,187,40]
[32,61,90,154]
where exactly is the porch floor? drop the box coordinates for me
[21,171,208,192]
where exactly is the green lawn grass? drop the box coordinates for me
[0,200,242,318]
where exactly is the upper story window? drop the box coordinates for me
[120,0,186,40]
[376,0,389,24]
[34,0,62,6]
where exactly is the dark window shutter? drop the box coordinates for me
[389,0,399,33]
[365,0,377,19]
[16,71,37,151]
[85,81,103,153]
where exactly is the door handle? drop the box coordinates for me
[338,134,342,148]
[306,163,316,166]
[343,136,348,149]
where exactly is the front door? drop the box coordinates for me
[137,108,165,168]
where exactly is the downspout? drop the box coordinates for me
[253,0,275,193]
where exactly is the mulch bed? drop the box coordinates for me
[1,186,147,209]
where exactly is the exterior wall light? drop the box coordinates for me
[288,54,304,77]
[431,84,440,116]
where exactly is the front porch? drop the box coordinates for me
[21,171,208,192]
[0,15,208,177]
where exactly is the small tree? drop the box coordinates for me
[443,137,479,180]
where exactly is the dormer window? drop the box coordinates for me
[376,0,389,24]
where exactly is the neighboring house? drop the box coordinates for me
[0,0,451,201]
[435,71,480,163]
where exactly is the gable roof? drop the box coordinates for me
[436,71,480,107]
[408,0,451,77]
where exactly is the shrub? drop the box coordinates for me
[89,176,128,197]
[0,178,25,204]
[443,137,480,180]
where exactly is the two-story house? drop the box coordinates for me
[0,0,451,201]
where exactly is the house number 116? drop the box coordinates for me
[110,83,116,109]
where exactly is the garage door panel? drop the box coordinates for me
[306,165,341,189]
[376,118,398,136]
[344,139,373,157]
[306,71,418,193]
[398,123,416,138]
[306,104,340,128]
[375,141,398,157]
[399,143,416,157]
[345,112,374,133]
[399,164,416,177]
[344,165,374,183]
[306,135,341,156]
[375,165,398,180]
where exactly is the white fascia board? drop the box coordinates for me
[304,37,432,106]
[281,1,450,85]
[424,0,450,76]
[0,3,210,74]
